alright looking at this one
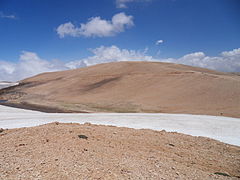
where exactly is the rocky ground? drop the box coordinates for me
[0,122,239,179]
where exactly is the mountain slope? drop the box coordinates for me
[0,61,239,117]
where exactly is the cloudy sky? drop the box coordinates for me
[0,0,240,81]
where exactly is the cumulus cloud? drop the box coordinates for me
[56,13,134,38]
[1,47,240,82]
[116,0,135,8]
[67,47,240,72]
[116,0,151,8]
[66,46,154,68]
[56,22,78,38]
[161,48,240,72]
[221,48,240,57]
[156,40,164,45]
[0,12,16,19]
[0,51,67,82]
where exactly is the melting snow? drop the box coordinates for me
[0,105,239,146]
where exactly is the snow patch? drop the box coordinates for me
[0,105,239,146]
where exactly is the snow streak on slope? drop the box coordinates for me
[0,82,19,89]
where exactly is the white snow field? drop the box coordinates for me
[0,105,239,146]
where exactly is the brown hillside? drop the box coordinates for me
[0,61,239,117]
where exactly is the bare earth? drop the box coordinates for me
[0,61,240,117]
[0,122,239,179]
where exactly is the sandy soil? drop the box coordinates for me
[0,61,240,117]
[0,122,239,179]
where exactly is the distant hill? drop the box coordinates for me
[0,61,239,117]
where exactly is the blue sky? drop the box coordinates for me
[0,0,240,81]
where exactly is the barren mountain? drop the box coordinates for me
[0,122,240,179]
[0,61,239,117]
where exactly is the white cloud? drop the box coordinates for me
[116,0,134,8]
[156,40,164,45]
[56,22,78,38]
[0,61,16,81]
[0,51,67,82]
[56,13,134,38]
[221,48,240,57]
[161,48,240,72]
[66,46,154,68]
[116,0,151,8]
[67,47,240,72]
[1,47,240,82]
[0,12,16,19]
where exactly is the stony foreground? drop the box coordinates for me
[0,122,239,179]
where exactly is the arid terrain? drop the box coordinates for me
[0,61,240,117]
[0,122,240,179]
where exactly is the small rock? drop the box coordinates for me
[214,172,230,177]
[120,168,131,174]
[19,143,26,146]
[84,122,91,126]
[0,128,4,133]
[169,143,175,147]
[78,135,88,140]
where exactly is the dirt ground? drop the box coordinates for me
[0,122,239,179]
